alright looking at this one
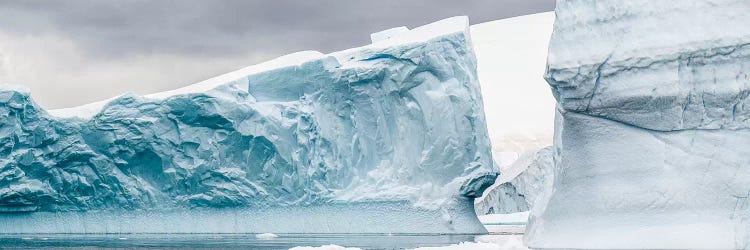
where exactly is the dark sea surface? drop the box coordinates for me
[0,233,484,249]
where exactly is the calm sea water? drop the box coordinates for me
[0,233,487,249]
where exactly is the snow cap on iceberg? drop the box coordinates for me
[0,84,30,94]
[371,26,409,43]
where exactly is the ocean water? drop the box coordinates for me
[0,233,487,249]
[0,215,526,249]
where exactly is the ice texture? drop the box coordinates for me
[0,16,495,234]
[526,0,750,249]
[475,147,552,215]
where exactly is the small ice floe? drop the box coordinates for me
[289,245,361,250]
[409,235,530,250]
[20,237,33,240]
[255,233,278,239]
[409,241,501,250]
[117,237,128,240]
[478,211,530,225]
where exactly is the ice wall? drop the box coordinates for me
[526,0,750,248]
[0,16,496,234]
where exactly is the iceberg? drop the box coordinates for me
[0,16,496,234]
[470,12,556,154]
[526,0,750,249]
[475,147,552,215]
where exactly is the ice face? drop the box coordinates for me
[0,16,495,234]
[526,0,750,249]
[546,0,750,131]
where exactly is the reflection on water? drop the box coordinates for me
[0,233,482,249]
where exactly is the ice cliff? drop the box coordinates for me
[526,0,750,249]
[0,16,496,234]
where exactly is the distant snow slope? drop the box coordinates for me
[470,12,555,154]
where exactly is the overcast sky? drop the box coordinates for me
[0,0,554,108]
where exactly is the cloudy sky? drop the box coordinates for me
[0,0,553,109]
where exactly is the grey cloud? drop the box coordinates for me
[0,0,553,108]
[0,0,553,58]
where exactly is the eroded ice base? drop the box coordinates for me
[0,200,485,234]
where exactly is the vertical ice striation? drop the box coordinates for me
[526,0,750,248]
[0,16,496,234]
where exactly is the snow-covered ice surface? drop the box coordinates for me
[526,0,750,249]
[0,16,496,234]
[370,27,409,43]
[47,51,326,119]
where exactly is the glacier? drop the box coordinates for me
[526,0,750,249]
[0,16,496,234]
